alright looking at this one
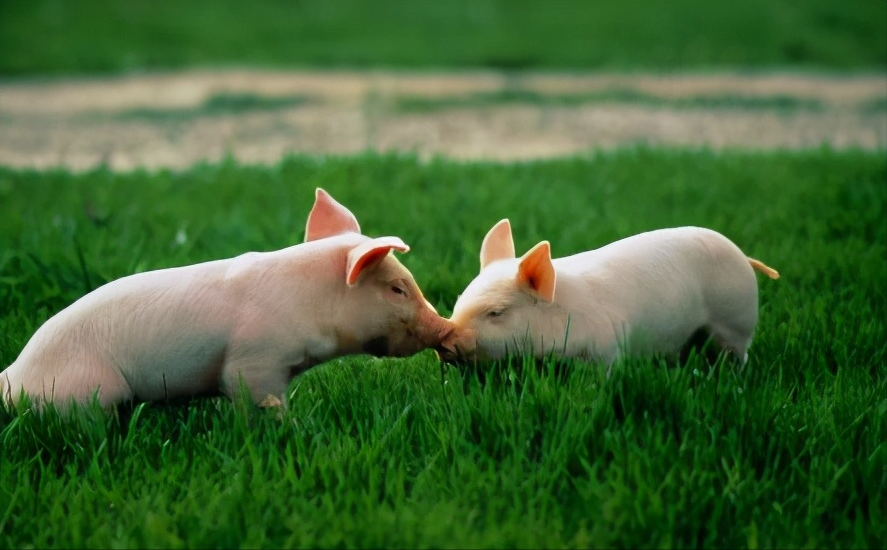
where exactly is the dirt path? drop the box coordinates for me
[1,69,884,171]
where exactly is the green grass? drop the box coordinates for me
[394,88,827,113]
[107,92,312,122]
[0,149,885,548]
[1,0,885,76]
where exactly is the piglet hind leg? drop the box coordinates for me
[700,269,762,367]
[75,360,136,409]
[704,293,759,367]
[709,326,753,366]
[4,352,135,411]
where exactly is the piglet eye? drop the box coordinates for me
[391,285,405,295]
[487,309,504,318]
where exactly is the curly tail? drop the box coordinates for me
[748,258,780,279]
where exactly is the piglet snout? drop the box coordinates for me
[414,305,455,347]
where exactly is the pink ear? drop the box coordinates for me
[517,241,556,303]
[304,188,361,242]
[480,219,515,271]
[346,237,410,286]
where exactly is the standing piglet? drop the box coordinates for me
[1,188,452,410]
[439,219,779,368]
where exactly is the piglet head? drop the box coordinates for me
[344,238,453,357]
[438,218,557,365]
[306,188,453,358]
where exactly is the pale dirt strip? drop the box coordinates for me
[1,69,884,171]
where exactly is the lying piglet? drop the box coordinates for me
[1,188,452,410]
[438,219,779,368]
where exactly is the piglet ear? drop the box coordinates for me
[517,241,556,303]
[305,188,362,242]
[480,219,516,271]
[346,237,410,286]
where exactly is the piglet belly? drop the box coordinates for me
[118,324,232,402]
[623,291,707,355]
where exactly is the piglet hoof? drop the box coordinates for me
[258,393,287,421]
[258,394,282,408]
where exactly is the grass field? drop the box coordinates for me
[0,149,884,548]
[1,0,886,76]
[1,3,885,547]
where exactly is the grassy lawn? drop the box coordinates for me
[0,149,884,548]
[1,0,885,76]
[1,1,883,548]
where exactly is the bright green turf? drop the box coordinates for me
[0,149,884,548]
[1,0,885,76]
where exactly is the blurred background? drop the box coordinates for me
[0,6,885,549]
[2,0,885,74]
[0,0,885,170]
